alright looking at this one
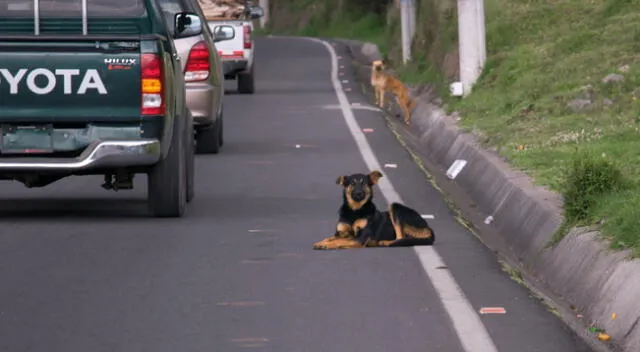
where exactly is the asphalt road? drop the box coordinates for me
[0,37,594,352]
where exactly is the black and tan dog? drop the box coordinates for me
[312,170,435,250]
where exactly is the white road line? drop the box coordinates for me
[305,37,500,352]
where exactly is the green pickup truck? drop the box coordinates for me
[0,0,230,217]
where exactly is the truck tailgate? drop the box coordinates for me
[0,40,141,122]
[209,20,245,59]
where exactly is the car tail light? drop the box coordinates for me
[141,53,165,116]
[185,41,210,82]
[243,24,251,49]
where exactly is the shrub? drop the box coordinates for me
[561,150,626,224]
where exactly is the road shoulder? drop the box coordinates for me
[297,36,597,352]
[326,37,627,352]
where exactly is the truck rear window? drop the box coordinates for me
[0,0,146,18]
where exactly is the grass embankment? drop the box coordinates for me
[264,0,640,256]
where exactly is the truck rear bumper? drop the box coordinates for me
[0,139,160,171]
[186,82,218,126]
[223,59,248,77]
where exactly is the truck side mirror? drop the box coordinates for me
[174,12,202,38]
[248,6,264,19]
[213,25,235,43]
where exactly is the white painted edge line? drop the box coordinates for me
[353,105,383,112]
[323,104,382,112]
[307,37,499,352]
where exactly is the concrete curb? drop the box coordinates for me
[338,39,640,352]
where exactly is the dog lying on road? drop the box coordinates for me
[312,171,435,250]
[370,60,416,126]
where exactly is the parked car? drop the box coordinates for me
[204,2,264,94]
[157,0,235,154]
[0,0,213,217]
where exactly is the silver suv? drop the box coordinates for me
[157,0,235,154]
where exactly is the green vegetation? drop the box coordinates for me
[264,0,640,256]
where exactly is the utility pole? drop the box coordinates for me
[400,0,415,64]
[409,0,416,41]
[259,0,269,28]
[477,0,486,65]
[456,0,486,97]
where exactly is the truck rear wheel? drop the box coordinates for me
[237,66,255,94]
[148,124,187,218]
[195,121,221,154]
[196,104,223,154]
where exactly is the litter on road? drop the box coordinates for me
[421,214,435,219]
[484,215,495,225]
[446,159,467,180]
[363,128,374,133]
[479,307,507,314]
[383,163,398,168]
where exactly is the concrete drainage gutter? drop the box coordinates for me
[336,38,640,352]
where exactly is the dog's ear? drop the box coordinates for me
[368,170,383,185]
[336,175,347,186]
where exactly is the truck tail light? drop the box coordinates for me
[243,24,251,49]
[141,53,165,116]
[185,41,210,82]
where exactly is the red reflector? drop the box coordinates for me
[218,50,245,59]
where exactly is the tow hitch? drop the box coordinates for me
[101,170,134,191]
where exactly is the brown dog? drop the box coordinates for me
[370,60,416,125]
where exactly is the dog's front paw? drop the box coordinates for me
[313,237,335,250]
[313,243,327,250]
